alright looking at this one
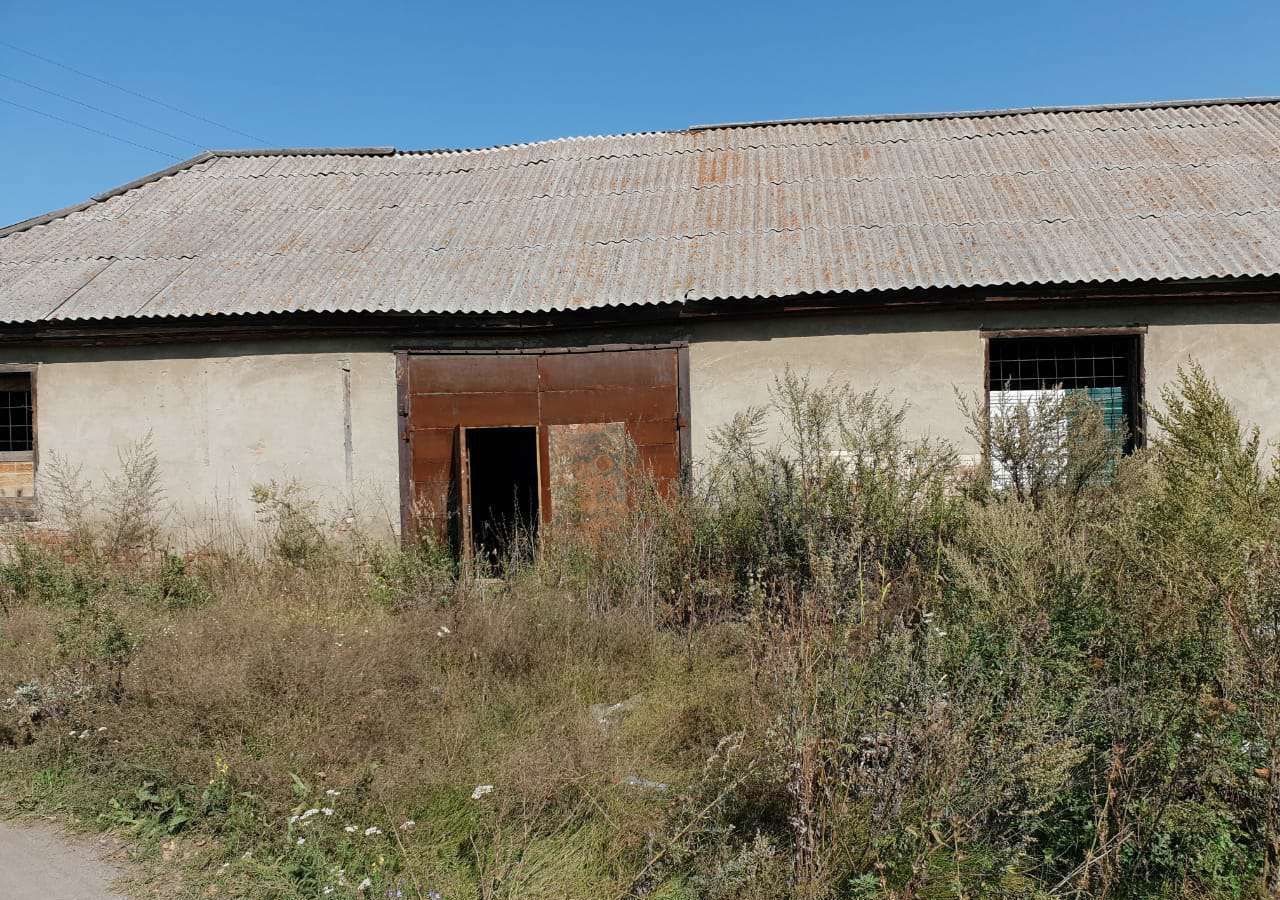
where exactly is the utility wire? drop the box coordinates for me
[0,95,182,159]
[0,72,207,150]
[0,39,269,144]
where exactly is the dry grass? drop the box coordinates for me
[0,541,764,899]
[2,364,1279,899]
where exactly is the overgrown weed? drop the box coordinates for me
[1,362,1278,898]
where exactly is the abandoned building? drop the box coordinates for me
[2,97,1280,549]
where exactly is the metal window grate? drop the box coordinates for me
[0,384,32,453]
[988,335,1130,392]
[988,335,1137,439]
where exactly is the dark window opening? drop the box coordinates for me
[465,427,540,567]
[988,334,1141,452]
[0,372,33,453]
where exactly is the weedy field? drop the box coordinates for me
[2,363,1279,900]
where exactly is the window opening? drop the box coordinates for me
[986,334,1140,487]
[464,427,540,568]
[0,372,33,452]
[988,334,1138,446]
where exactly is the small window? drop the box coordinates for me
[987,334,1141,452]
[0,370,35,512]
[0,373,34,452]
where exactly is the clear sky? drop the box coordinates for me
[2,0,1279,226]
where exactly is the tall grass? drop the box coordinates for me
[2,363,1278,899]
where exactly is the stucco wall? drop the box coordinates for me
[9,296,1280,537]
[25,340,400,536]
[685,300,1280,463]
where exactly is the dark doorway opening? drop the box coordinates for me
[465,427,540,567]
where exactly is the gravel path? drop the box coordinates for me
[0,820,129,900]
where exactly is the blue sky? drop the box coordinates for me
[2,0,1279,226]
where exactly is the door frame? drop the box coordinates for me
[395,342,690,544]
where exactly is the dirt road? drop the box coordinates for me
[0,820,129,900]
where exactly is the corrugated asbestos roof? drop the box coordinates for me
[3,97,1280,323]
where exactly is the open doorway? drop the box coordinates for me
[464,426,540,567]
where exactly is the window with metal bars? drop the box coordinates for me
[0,372,33,453]
[987,333,1141,452]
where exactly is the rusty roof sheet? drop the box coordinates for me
[4,98,1280,323]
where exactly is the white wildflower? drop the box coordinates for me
[288,815,299,824]
[471,784,494,800]
[344,825,357,833]
[301,808,319,820]
[363,826,382,836]
[322,808,334,816]
[325,789,340,797]
[296,837,306,846]
[400,820,415,831]
[357,877,372,891]
[322,888,334,896]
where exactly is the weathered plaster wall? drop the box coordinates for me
[9,297,1280,537]
[687,311,980,464]
[685,300,1280,463]
[24,340,400,535]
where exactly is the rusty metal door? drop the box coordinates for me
[400,345,687,545]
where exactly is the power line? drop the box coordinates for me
[0,95,182,159]
[0,72,207,150]
[0,39,269,144]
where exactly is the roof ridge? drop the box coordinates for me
[688,95,1280,131]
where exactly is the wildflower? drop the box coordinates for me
[301,808,320,820]
[358,877,372,891]
[400,820,415,831]
[78,729,90,739]
[435,625,450,638]
[364,826,383,836]
[427,892,442,900]
[471,784,494,800]
[323,888,334,896]
[322,808,334,816]
[344,825,358,833]
[296,838,306,846]
[288,815,299,824]
[97,726,107,733]
[325,789,340,797]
